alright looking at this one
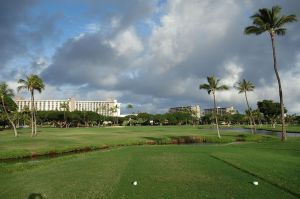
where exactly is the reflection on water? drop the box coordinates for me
[217,127,300,137]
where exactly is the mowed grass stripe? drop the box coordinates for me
[0,149,132,199]
[0,145,298,198]
[210,154,300,198]
[108,146,297,198]
[211,140,300,196]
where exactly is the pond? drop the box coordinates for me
[218,127,300,137]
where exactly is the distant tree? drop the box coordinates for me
[285,114,297,125]
[200,76,229,138]
[60,102,69,127]
[245,5,297,140]
[126,104,134,125]
[0,82,18,136]
[153,114,165,126]
[201,113,214,125]
[251,109,265,126]
[257,100,287,128]
[295,116,300,125]
[231,113,247,125]
[21,105,31,127]
[220,112,233,126]
[18,74,45,136]
[127,104,133,112]
[109,105,119,124]
[235,79,256,134]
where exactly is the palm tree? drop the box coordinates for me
[0,82,18,137]
[199,76,229,138]
[235,79,256,134]
[126,104,134,126]
[244,5,297,141]
[60,102,69,127]
[17,75,45,136]
[109,105,119,125]
[127,104,133,112]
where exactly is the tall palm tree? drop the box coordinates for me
[235,79,256,134]
[200,76,229,138]
[109,105,119,125]
[17,75,45,136]
[127,104,134,126]
[127,104,133,111]
[60,102,69,127]
[0,82,18,137]
[244,5,297,141]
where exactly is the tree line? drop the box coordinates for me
[1,99,298,130]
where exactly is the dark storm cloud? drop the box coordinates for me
[42,32,128,86]
[40,0,300,113]
[84,0,157,30]
[0,0,35,69]
[0,0,60,79]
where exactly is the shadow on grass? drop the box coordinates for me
[27,193,45,199]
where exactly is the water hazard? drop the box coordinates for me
[218,127,300,137]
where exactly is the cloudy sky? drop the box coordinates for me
[1,0,299,114]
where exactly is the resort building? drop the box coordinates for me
[203,106,237,116]
[14,97,121,117]
[169,105,201,118]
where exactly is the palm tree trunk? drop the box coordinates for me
[64,110,66,128]
[30,91,34,137]
[1,97,18,137]
[270,33,286,141]
[33,95,37,136]
[244,91,256,134]
[213,93,221,138]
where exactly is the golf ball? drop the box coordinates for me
[253,181,258,186]
[133,181,138,186]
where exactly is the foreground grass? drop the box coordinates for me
[0,126,274,159]
[0,140,299,198]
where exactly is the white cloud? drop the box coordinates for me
[108,27,144,58]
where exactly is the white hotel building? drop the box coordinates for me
[14,97,121,117]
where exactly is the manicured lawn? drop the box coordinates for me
[0,126,274,159]
[0,126,299,198]
[0,141,299,198]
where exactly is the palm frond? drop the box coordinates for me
[271,5,282,17]
[17,85,28,92]
[258,8,272,24]
[17,79,27,84]
[244,26,265,35]
[6,88,14,98]
[276,15,297,27]
[274,28,286,36]
[0,82,14,98]
[235,79,255,93]
[216,85,229,91]
[199,84,210,90]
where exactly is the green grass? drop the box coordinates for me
[0,140,299,198]
[0,126,299,198]
[0,126,274,159]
